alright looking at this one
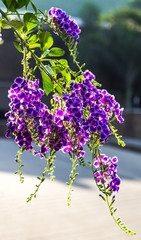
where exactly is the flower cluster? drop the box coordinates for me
[82,71,124,123]
[62,70,124,145]
[5,77,46,151]
[37,109,69,154]
[5,73,124,164]
[94,154,120,192]
[5,73,124,196]
[48,7,81,40]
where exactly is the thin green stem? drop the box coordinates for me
[67,154,78,206]
[105,191,136,235]
[15,10,21,21]
[15,147,24,183]
[0,9,9,21]
[23,46,27,78]
[27,150,56,202]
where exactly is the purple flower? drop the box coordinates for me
[94,154,120,193]
[63,74,113,144]
[5,77,47,151]
[37,109,69,153]
[48,7,81,40]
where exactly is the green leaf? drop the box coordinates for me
[1,0,14,9]
[61,69,71,83]
[75,74,84,83]
[30,1,37,13]
[28,34,39,43]
[2,0,12,8]
[29,43,40,49]
[10,20,23,30]
[41,69,54,95]
[39,31,53,53]
[48,47,65,57]
[58,59,68,68]
[51,66,61,76]
[55,84,63,96]
[1,20,11,29]
[24,0,31,8]
[56,59,71,83]
[99,194,106,201]
[38,9,44,15]
[14,42,22,52]
[16,0,30,9]
[4,20,23,32]
[2,0,30,10]
[24,12,38,33]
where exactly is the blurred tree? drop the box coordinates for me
[105,7,141,108]
[80,3,100,27]
[78,5,141,108]
[129,0,141,9]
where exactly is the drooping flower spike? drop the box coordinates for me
[48,7,81,41]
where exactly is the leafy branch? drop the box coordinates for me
[90,146,136,235]
[106,194,136,235]
[109,123,126,147]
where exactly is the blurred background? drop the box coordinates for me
[0,0,141,142]
[0,1,141,240]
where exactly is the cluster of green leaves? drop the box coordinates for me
[0,5,73,96]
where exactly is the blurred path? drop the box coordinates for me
[0,139,141,240]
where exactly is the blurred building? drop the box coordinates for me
[0,29,23,114]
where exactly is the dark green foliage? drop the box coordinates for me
[78,4,141,108]
[129,0,141,9]
[80,3,100,26]
[2,0,30,10]
[19,0,129,16]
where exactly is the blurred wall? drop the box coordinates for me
[0,29,23,114]
[113,110,141,139]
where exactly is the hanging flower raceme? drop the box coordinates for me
[94,154,120,193]
[36,109,69,154]
[5,77,46,151]
[48,7,81,41]
[62,70,124,145]
[5,74,124,197]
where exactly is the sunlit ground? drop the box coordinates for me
[0,139,141,240]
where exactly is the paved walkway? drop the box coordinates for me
[0,139,141,240]
[109,136,141,152]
